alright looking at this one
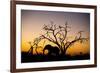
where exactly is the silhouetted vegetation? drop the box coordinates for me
[21,51,90,63]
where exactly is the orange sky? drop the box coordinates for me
[21,10,90,56]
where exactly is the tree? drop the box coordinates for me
[40,21,88,55]
[28,37,42,55]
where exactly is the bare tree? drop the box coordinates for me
[40,21,88,55]
[28,37,42,55]
[28,41,34,55]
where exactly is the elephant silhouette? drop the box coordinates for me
[43,44,60,56]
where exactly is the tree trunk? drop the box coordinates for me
[60,48,66,56]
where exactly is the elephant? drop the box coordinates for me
[43,44,60,56]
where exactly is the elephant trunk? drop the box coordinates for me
[43,49,45,55]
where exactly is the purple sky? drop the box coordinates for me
[21,10,90,41]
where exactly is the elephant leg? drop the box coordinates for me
[48,51,52,55]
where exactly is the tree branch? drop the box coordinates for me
[65,37,88,52]
[41,34,61,48]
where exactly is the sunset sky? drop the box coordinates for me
[21,9,90,56]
